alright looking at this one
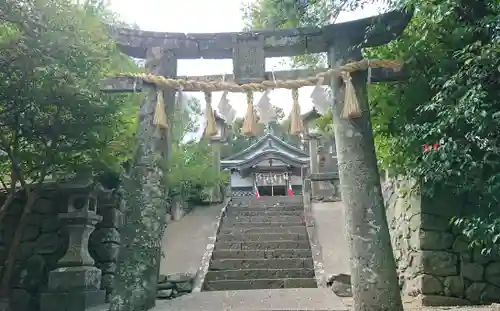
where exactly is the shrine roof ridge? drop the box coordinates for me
[223,133,309,161]
[107,8,413,59]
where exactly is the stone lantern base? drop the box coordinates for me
[40,266,106,311]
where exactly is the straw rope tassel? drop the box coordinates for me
[340,71,362,119]
[242,91,256,137]
[204,91,217,137]
[153,89,168,129]
[290,88,303,135]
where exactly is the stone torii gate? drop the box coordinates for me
[102,8,412,311]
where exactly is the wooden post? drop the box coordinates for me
[109,47,177,311]
[327,44,403,311]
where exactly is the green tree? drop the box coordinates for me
[0,0,139,299]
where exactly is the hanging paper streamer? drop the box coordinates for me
[153,90,168,129]
[217,91,236,124]
[204,91,217,137]
[242,91,257,137]
[289,88,303,135]
[310,78,331,115]
[340,72,361,119]
[256,90,276,124]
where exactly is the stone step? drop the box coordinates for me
[149,288,347,311]
[204,268,315,281]
[225,216,305,223]
[209,258,314,270]
[218,226,308,235]
[212,249,312,260]
[226,210,303,216]
[220,221,306,228]
[214,240,311,251]
[202,278,317,291]
[217,233,308,242]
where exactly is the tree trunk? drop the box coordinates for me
[328,45,403,311]
[0,190,38,298]
[109,47,177,311]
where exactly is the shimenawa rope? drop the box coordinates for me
[139,59,402,136]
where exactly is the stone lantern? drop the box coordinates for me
[40,180,106,311]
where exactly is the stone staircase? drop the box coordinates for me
[202,196,317,291]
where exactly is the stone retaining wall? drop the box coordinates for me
[1,181,123,311]
[383,177,500,306]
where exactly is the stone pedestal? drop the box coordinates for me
[41,182,105,311]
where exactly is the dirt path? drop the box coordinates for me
[159,204,223,276]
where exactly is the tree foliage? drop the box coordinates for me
[0,0,142,297]
[243,0,500,254]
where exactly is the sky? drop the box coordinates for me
[108,0,382,118]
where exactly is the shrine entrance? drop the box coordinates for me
[255,172,288,197]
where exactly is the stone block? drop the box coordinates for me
[420,213,452,231]
[40,289,106,311]
[421,251,458,276]
[404,274,443,296]
[416,294,470,306]
[35,233,60,254]
[473,248,497,265]
[34,198,56,214]
[443,275,464,297]
[485,262,500,287]
[419,230,454,250]
[40,216,60,233]
[47,266,102,292]
[22,225,40,242]
[465,282,487,304]
[462,261,484,281]
[10,288,32,311]
[482,284,500,303]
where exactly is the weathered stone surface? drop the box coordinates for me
[167,272,195,284]
[482,284,500,303]
[157,289,172,299]
[462,262,484,281]
[326,274,352,297]
[383,178,500,305]
[156,272,194,300]
[33,198,56,214]
[405,274,444,296]
[420,213,452,231]
[485,262,500,287]
[465,282,487,303]
[417,294,470,306]
[19,254,46,292]
[47,266,102,292]
[35,233,60,254]
[443,275,464,297]
[22,225,40,242]
[419,230,454,250]
[40,217,60,233]
[10,288,32,311]
[422,251,458,276]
